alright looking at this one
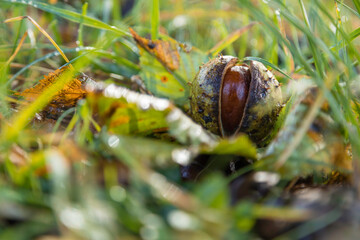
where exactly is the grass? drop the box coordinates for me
[0,0,360,239]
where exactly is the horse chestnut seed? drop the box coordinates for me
[189,56,283,145]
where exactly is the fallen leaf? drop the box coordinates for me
[129,28,207,105]
[15,67,89,119]
[130,28,180,71]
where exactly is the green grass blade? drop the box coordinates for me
[94,51,140,71]
[274,1,339,67]
[298,0,324,78]
[350,27,360,40]
[240,0,317,78]
[295,26,360,73]
[243,57,293,80]
[77,2,88,48]
[315,0,360,64]
[336,0,360,18]
[112,0,122,22]
[151,0,160,39]
[2,0,130,37]
[353,0,360,14]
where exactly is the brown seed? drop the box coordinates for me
[220,65,251,135]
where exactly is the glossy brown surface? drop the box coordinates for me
[221,65,251,134]
[190,56,236,135]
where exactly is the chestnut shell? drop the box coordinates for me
[189,56,283,145]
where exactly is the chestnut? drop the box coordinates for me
[189,56,283,145]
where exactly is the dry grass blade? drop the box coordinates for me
[4,32,28,67]
[274,90,325,169]
[274,68,340,169]
[4,16,73,69]
[277,10,294,72]
[208,22,257,56]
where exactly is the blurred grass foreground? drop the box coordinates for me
[1,0,360,239]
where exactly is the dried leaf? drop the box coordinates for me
[15,67,89,119]
[130,28,207,105]
[130,28,180,71]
